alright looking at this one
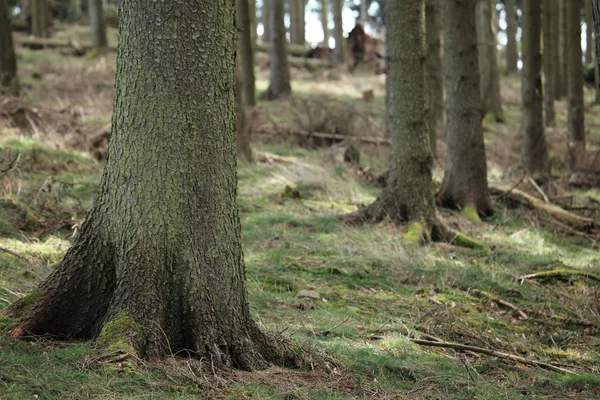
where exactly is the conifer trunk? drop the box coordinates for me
[586,0,594,65]
[262,0,270,43]
[0,0,19,96]
[567,0,586,169]
[332,0,344,65]
[542,0,556,126]
[321,0,329,45]
[237,0,256,106]
[504,0,518,74]
[426,0,444,156]
[89,0,107,50]
[262,0,291,100]
[558,0,568,98]
[476,0,503,121]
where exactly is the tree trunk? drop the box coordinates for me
[3,0,283,369]
[321,0,329,46]
[345,0,442,241]
[551,0,562,100]
[31,0,49,38]
[236,61,253,162]
[262,0,270,43]
[89,0,107,50]
[426,0,444,157]
[359,0,367,26]
[586,0,594,65]
[476,0,503,121]
[0,0,19,96]
[291,0,305,45]
[249,0,257,46]
[436,0,493,217]
[595,50,600,104]
[504,0,518,74]
[521,0,548,178]
[542,0,556,126]
[558,0,568,98]
[332,0,344,65]
[262,0,291,100]
[567,0,586,169]
[594,1,600,102]
[237,0,256,106]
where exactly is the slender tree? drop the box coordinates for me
[290,0,305,45]
[249,0,257,45]
[360,0,367,25]
[558,0,568,98]
[3,0,288,368]
[262,0,291,99]
[89,0,107,50]
[345,0,443,241]
[262,0,270,43]
[586,0,594,65]
[476,0,503,121]
[332,0,344,65]
[504,0,518,74]
[594,1,600,102]
[426,0,444,156]
[551,0,562,100]
[542,0,556,126]
[237,0,256,106]
[567,0,585,169]
[31,0,49,38]
[0,0,19,96]
[521,0,548,178]
[436,0,493,217]
[321,0,330,46]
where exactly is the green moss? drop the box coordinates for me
[8,289,44,319]
[404,222,430,244]
[96,311,141,355]
[449,230,485,249]
[483,110,506,123]
[460,206,481,222]
[0,314,15,330]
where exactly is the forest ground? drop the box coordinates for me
[1,26,600,399]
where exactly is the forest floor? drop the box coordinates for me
[1,26,600,399]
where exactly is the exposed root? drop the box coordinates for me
[519,268,600,283]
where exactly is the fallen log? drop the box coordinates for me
[17,37,117,53]
[520,268,600,283]
[289,129,390,145]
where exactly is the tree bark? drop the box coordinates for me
[89,0,107,50]
[290,0,305,45]
[359,0,367,26]
[426,0,444,157]
[436,0,493,217]
[237,0,256,106]
[321,0,329,45]
[262,0,270,43]
[332,0,344,65]
[236,61,253,162]
[0,0,19,96]
[504,0,518,74]
[594,1,600,102]
[476,0,503,121]
[249,0,257,46]
[586,0,594,65]
[345,0,442,240]
[567,0,586,169]
[262,0,291,100]
[3,0,282,369]
[551,0,562,100]
[31,0,49,38]
[542,0,556,126]
[558,0,568,98]
[521,0,548,178]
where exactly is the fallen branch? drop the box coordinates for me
[289,129,390,145]
[470,289,528,319]
[0,247,30,263]
[519,268,600,283]
[490,184,594,229]
[526,176,549,203]
[411,339,575,374]
[318,316,351,336]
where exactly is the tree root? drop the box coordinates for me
[519,268,600,283]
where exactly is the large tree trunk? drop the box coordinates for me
[504,0,518,74]
[321,0,329,45]
[262,0,270,43]
[426,0,444,157]
[567,0,586,169]
[0,0,19,96]
[521,0,548,178]
[345,0,442,241]
[262,0,291,100]
[89,0,107,50]
[586,0,594,65]
[237,0,256,106]
[558,0,568,98]
[31,0,49,38]
[542,0,556,126]
[476,0,503,121]
[436,0,493,217]
[3,0,282,369]
[332,0,344,65]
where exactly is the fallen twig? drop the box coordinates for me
[318,316,351,336]
[0,247,29,263]
[410,339,575,374]
[519,268,600,283]
[526,176,549,203]
[470,289,528,319]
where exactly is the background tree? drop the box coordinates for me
[89,0,107,50]
[586,0,594,65]
[426,0,444,156]
[31,0,49,38]
[551,0,562,100]
[262,0,291,99]
[436,0,493,217]
[290,0,305,45]
[542,0,556,126]
[320,0,329,46]
[521,0,548,178]
[359,0,367,25]
[4,0,289,368]
[504,0,518,74]
[0,0,19,96]
[262,0,270,43]
[332,0,344,65]
[476,0,503,121]
[236,62,253,162]
[238,0,256,106]
[557,0,567,98]
[567,0,585,169]
[345,0,443,241]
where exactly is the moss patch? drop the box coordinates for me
[96,311,141,355]
[7,289,44,319]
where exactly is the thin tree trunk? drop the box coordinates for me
[236,61,253,162]
[249,0,257,45]
[0,0,19,96]
[504,0,518,74]
[551,0,562,100]
[4,0,286,369]
[558,0,568,98]
[89,0,107,50]
[262,0,291,100]
[321,0,329,46]
[436,0,493,217]
[262,0,270,43]
[586,0,594,64]
[237,0,256,106]
[31,0,49,38]
[332,0,344,65]
[595,51,600,104]
[360,0,367,26]
[476,0,503,121]
[567,0,586,169]
[426,0,444,157]
[521,0,548,178]
[594,1,600,103]
[542,0,556,126]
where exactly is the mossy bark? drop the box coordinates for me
[332,0,344,65]
[2,0,283,370]
[521,0,549,179]
[476,0,503,121]
[89,0,107,50]
[504,0,518,74]
[0,0,19,96]
[262,0,291,100]
[436,0,493,217]
[237,0,256,106]
[426,0,444,157]
[542,0,556,127]
[567,0,586,170]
